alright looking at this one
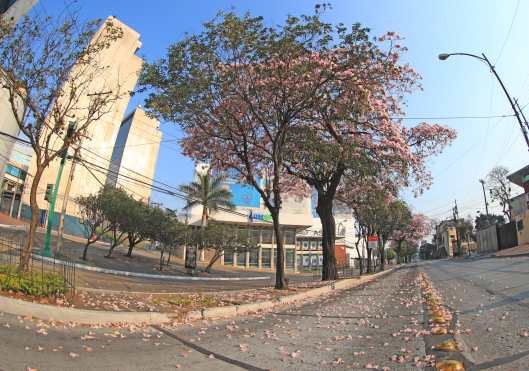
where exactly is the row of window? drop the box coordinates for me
[297,240,323,250]
[239,228,296,245]
[223,248,296,268]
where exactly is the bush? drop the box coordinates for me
[0,264,66,297]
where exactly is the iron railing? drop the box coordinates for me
[0,230,76,297]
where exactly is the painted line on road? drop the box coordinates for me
[33,254,270,281]
[152,325,267,371]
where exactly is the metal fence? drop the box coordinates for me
[301,259,381,280]
[0,231,76,297]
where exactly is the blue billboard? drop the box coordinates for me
[228,182,261,208]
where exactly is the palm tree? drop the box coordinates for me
[179,172,235,227]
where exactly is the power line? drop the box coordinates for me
[495,0,520,65]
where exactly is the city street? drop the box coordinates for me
[3,258,529,370]
[421,256,529,370]
[1,267,429,370]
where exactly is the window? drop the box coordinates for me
[318,255,323,266]
[517,220,524,232]
[223,249,233,265]
[310,241,317,250]
[251,229,261,244]
[302,241,309,250]
[311,255,318,266]
[261,248,271,268]
[318,241,322,249]
[302,255,310,266]
[249,248,259,267]
[283,229,295,245]
[236,249,246,266]
[261,229,273,244]
[286,249,295,269]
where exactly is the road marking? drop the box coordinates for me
[151,325,267,371]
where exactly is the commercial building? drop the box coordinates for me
[295,215,367,270]
[187,164,313,271]
[0,143,31,218]
[106,107,161,202]
[21,17,149,235]
[0,0,37,184]
[508,165,529,246]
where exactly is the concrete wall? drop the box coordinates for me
[107,107,161,202]
[476,224,499,253]
[22,17,144,218]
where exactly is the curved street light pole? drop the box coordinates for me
[439,52,529,151]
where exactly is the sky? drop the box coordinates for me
[36,0,529,221]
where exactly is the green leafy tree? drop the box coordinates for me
[121,199,152,258]
[101,186,131,257]
[149,208,187,271]
[76,189,112,261]
[179,172,235,228]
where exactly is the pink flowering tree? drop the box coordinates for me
[283,29,456,279]
[140,9,351,289]
[392,213,430,263]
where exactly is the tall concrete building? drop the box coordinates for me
[22,16,145,235]
[0,0,37,185]
[106,107,161,202]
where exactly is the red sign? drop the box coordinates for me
[367,236,378,249]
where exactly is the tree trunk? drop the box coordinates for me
[205,250,222,273]
[378,237,385,272]
[81,240,95,261]
[316,195,337,281]
[126,235,136,257]
[396,241,402,264]
[159,245,165,271]
[355,238,363,276]
[366,247,372,273]
[271,209,287,289]
[18,167,44,272]
[106,229,124,257]
[166,246,172,266]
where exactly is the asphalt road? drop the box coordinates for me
[421,256,529,370]
[1,267,430,370]
[5,257,528,370]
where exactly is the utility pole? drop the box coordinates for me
[452,199,461,257]
[479,179,490,217]
[43,122,76,257]
[55,147,79,255]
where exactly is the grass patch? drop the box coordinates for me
[0,264,66,297]
[167,296,193,306]
[200,296,216,306]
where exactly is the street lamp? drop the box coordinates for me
[438,52,529,150]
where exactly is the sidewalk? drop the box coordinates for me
[493,243,529,258]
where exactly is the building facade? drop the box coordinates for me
[21,17,148,235]
[106,107,161,201]
[508,165,529,246]
[0,143,31,218]
[0,0,37,184]
[187,164,313,271]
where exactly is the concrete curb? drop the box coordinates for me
[0,296,172,325]
[33,254,269,282]
[0,269,393,325]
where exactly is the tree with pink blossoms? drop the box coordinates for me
[139,7,456,286]
[283,26,456,279]
[391,213,430,263]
